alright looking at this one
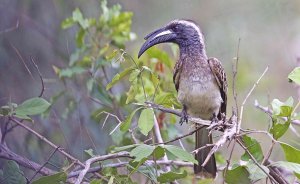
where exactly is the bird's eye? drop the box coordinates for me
[173,25,179,31]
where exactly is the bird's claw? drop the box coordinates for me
[179,106,188,125]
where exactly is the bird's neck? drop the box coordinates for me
[179,43,207,61]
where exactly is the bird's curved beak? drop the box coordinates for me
[138,27,176,58]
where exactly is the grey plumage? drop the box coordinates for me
[138,19,227,178]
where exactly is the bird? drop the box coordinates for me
[138,19,227,178]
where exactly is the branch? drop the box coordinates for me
[236,138,278,184]
[30,56,45,97]
[255,100,300,126]
[154,125,205,145]
[0,143,54,176]
[10,117,85,167]
[153,111,172,173]
[69,160,194,179]
[75,151,132,184]
[238,67,268,133]
[0,20,19,34]
[145,102,213,127]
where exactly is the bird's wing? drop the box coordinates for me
[208,57,228,118]
[173,60,183,91]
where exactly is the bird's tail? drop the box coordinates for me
[194,127,217,178]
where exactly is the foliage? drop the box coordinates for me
[0,161,26,184]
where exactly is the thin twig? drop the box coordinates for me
[232,38,241,117]
[237,138,278,184]
[255,101,300,126]
[30,56,45,97]
[153,125,205,145]
[153,112,171,172]
[0,20,19,34]
[238,67,269,133]
[10,117,85,167]
[10,43,34,80]
[29,147,59,182]
[68,160,195,179]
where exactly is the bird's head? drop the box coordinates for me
[138,19,205,58]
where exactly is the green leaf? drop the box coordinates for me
[146,47,172,68]
[126,85,138,104]
[130,144,155,162]
[198,179,214,184]
[241,135,264,162]
[151,72,160,88]
[225,166,251,184]
[271,97,293,116]
[157,170,187,183]
[112,144,138,152]
[154,92,181,108]
[76,28,86,47]
[0,106,11,116]
[108,176,114,184]
[215,152,226,164]
[281,142,300,163]
[120,107,143,132]
[270,120,290,140]
[164,145,198,164]
[58,66,85,78]
[138,109,154,136]
[129,69,140,82]
[15,97,51,116]
[1,161,26,184]
[105,50,119,60]
[90,179,102,184]
[128,158,147,175]
[153,146,165,160]
[288,67,300,85]
[72,8,89,29]
[84,148,95,158]
[61,17,75,29]
[245,160,269,181]
[32,172,67,184]
[272,161,300,179]
[13,114,32,121]
[106,67,135,90]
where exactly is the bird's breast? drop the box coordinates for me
[177,73,222,120]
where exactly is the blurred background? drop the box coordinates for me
[1,0,300,181]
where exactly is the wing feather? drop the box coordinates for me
[208,57,227,118]
[173,60,183,91]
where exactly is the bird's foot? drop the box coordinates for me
[179,105,188,125]
[207,114,220,134]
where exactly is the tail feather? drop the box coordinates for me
[194,127,217,178]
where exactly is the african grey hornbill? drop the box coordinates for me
[138,19,227,178]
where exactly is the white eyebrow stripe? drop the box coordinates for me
[153,30,173,39]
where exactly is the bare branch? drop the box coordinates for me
[29,147,59,182]
[0,20,19,34]
[30,56,45,97]
[238,67,268,133]
[75,151,132,184]
[237,138,277,184]
[232,38,241,117]
[0,143,54,176]
[153,111,172,172]
[10,117,85,168]
[255,100,300,127]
